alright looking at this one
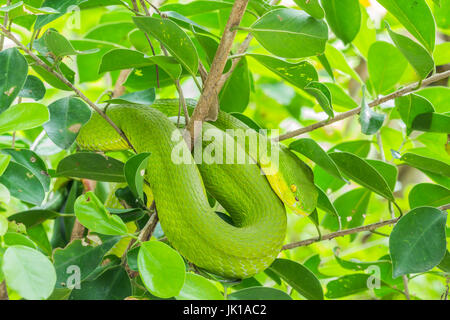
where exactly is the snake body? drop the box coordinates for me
[77,100,317,279]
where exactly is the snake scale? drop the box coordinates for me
[77,100,318,279]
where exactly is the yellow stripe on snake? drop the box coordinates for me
[77,99,318,279]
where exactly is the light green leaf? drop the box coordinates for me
[99,49,154,73]
[0,215,7,236]
[321,0,361,44]
[138,241,186,298]
[228,287,292,300]
[293,0,324,19]
[409,183,450,209]
[434,42,450,65]
[0,103,49,134]
[176,273,224,300]
[395,94,435,135]
[74,191,128,236]
[390,207,447,277]
[325,274,371,298]
[368,41,407,95]
[2,245,56,300]
[250,8,328,58]
[325,44,362,82]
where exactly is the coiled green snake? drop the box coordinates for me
[77,99,318,279]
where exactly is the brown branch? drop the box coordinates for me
[275,70,450,141]
[113,69,132,98]
[186,0,250,141]
[0,25,137,153]
[283,203,450,250]
[0,281,8,300]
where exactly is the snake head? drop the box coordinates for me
[264,145,318,216]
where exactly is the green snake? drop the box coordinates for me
[77,99,318,279]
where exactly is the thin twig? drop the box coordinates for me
[403,276,411,300]
[0,281,8,300]
[186,0,250,142]
[275,70,450,141]
[283,203,450,250]
[0,0,10,51]
[0,25,137,153]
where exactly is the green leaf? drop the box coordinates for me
[219,57,250,113]
[359,87,385,135]
[0,215,7,236]
[30,57,75,91]
[8,210,59,228]
[438,250,450,273]
[43,97,92,149]
[1,148,50,192]
[18,75,46,101]
[269,258,324,300]
[53,235,121,289]
[289,138,342,180]
[74,192,128,236]
[27,224,52,256]
[416,86,450,113]
[322,188,371,231]
[389,207,447,278]
[35,0,87,29]
[316,186,340,227]
[0,153,10,176]
[386,24,434,80]
[176,273,224,300]
[137,241,186,298]
[133,16,199,76]
[323,82,358,110]
[353,7,377,59]
[0,47,28,113]
[98,49,154,73]
[408,183,450,209]
[333,247,390,271]
[410,112,450,134]
[395,94,435,135]
[228,287,293,300]
[0,102,49,134]
[377,0,435,52]
[401,152,450,177]
[304,81,333,117]
[56,152,125,182]
[160,1,235,16]
[434,42,450,65]
[293,0,324,19]
[368,41,407,95]
[69,266,131,300]
[2,245,56,300]
[321,0,361,44]
[250,8,328,58]
[146,56,183,80]
[0,161,45,205]
[249,54,318,89]
[324,44,362,82]
[124,152,151,200]
[329,152,394,201]
[325,274,370,298]
[3,232,36,248]
[44,29,78,57]
[105,88,156,105]
[366,160,398,191]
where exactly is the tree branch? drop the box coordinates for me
[0,281,8,300]
[283,203,450,250]
[275,70,450,141]
[0,25,137,153]
[186,0,250,141]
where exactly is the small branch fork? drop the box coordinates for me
[275,70,450,142]
[0,24,137,153]
[186,0,250,141]
[282,203,450,250]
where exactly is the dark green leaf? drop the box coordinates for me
[366,159,398,191]
[401,152,450,177]
[56,152,125,182]
[329,152,394,200]
[386,24,434,79]
[8,210,59,228]
[219,57,250,113]
[411,112,450,134]
[325,274,370,298]
[124,153,151,200]
[133,16,199,75]
[18,75,46,101]
[105,88,156,105]
[389,207,447,277]
[0,47,28,113]
[228,287,292,300]
[99,49,154,73]
[304,81,333,117]
[359,87,385,135]
[269,258,324,300]
[395,94,435,135]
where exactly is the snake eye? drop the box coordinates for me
[290,184,297,193]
